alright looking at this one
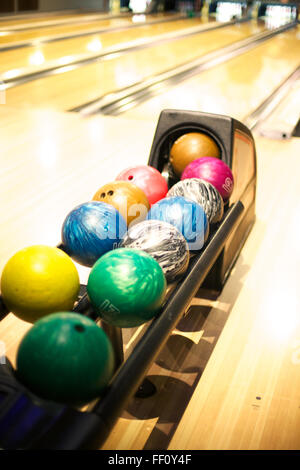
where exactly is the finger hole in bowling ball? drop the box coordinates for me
[108,190,114,196]
[74,324,85,333]
[100,192,106,198]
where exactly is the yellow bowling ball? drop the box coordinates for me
[1,245,80,323]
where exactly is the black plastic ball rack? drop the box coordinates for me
[0,109,256,449]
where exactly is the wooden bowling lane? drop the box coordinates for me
[0,17,215,76]
[0,10,127,30]
[0,11,180,30]
[0,12,181,47]
[4,21,265,112]
[121,25,300,123]
[0,18,132,47]
[168,134,300,450]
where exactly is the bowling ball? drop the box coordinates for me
[0,245,80,323]
[181,157,234,201]
[92,181,150,227]
[120,220,189,282]
[87,248,166,328]
[16,312,115,406]
[170,132,220,176]
[116,165,168,206]
[147,196,209,251]
[61,201,127,267]
[167,178,224,224]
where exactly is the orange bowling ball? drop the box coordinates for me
[92,181,150,227]
[170,132,220,177]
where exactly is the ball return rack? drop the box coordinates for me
[0,110,256,449]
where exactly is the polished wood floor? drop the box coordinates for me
[0,9,299,451]
[0,17,214,74]
[0,10,111,28]
[122,25,300,123]
[4,21,264,111]
[0,12,182,46]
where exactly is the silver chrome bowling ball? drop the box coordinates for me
[167,178,224,224]
[120,220,189,282]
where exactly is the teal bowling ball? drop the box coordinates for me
[16,312,115,406]
[87,248,167,328]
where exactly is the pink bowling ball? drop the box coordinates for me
[116,165,168,206]
[181,157,234,201]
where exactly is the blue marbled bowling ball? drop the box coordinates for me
[147,196,209,251]
[62,201,127,267]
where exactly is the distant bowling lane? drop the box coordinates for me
[0,10,124,29]
[4,21,265,112]
[0,17,217,75]
[121,25,300,123]
[0,12,181,47]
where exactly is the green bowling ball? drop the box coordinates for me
[87,248,167,328]
[16,312,115,406]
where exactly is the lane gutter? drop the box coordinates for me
[0,17,248,89]
[0,13,187,52]
[71,20,298,116]
[243,64,300,136]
